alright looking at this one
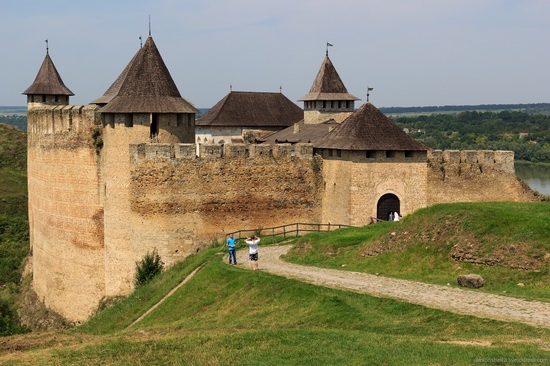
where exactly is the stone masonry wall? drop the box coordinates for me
[126,143,322,270]
[27,105,105,323]
[427,150,537,204]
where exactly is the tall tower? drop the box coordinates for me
[94,35,198,297]
[23,47,74,108]
[24,43,105,323]
[299,54,359,124]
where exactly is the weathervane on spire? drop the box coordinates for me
[367,86,374,103]
[326,42,333,56]
[139,35,142,48]
[45,39,49,55]
[149,15,151,36]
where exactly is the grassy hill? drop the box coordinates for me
[1,203,549,364]
[0,123,29,336]
[286,202,550,302]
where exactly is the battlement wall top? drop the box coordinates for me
[428,149,514,174]
[130,143,314,162]
[27,104,101,135]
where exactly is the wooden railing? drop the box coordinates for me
[226,222,356,244]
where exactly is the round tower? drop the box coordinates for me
[24,44,106,323]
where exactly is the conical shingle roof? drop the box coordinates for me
[299,56,358,101]
[314,103,428,151]
[196,91,303,127]
[23,53,74,96]
[100,36,197,114]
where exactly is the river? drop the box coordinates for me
[515,162,550,196]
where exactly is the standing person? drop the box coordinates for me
[226,233,237,265]
[245,235,260,270]
[388,212,394,221]
[393,212,400,221]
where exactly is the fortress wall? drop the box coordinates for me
[321,159,352,225]
[427,150,537,204]
[102,117,195,298]
[27,105,105,322]
[126,143,323,272]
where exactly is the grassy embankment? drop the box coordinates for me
[286,202,550,302]
[1,202,549,365]
[0,123,29,336]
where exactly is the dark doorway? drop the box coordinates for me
[377,194,400,221]
[150,113,159,141]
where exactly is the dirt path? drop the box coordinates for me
[233,245,550,329]
[128,264,204,328]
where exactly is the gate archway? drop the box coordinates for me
[377,194,400,221]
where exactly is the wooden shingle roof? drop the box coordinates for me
[299,56,359,102]
[259,120,337,144]
[196,91,303,127]
[100,36,197,114]
[23,53,74,96]
[314,103,428,151]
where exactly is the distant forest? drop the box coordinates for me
[392,110,550,162]
[380,103,550,115]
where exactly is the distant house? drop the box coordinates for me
[195,91,303,145]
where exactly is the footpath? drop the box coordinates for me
[234,245,550,329]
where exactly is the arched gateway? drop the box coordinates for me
[377,194,400,221]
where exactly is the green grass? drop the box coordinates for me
[285,202,550,302]
[78,247,218,335]
[3,250,549,365]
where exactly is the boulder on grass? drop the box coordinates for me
[457,274,485,288]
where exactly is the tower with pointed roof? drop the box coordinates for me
[92,35,199,298]
[23,48,74,108]
[95,35,197,144]
[300,54,359,124]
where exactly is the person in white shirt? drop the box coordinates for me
[245,235,260,270]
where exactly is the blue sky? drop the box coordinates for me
[1,0,549,108]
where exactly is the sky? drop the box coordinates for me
[1,0,549,108]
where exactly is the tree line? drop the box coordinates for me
[381,103,550,115]
[392,110,550,162]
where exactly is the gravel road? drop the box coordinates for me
[231,245,550,329]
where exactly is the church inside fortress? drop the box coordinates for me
[23,35,537,322]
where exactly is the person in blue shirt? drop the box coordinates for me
[226,233,237,265]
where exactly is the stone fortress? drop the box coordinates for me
[24,35,536,322]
